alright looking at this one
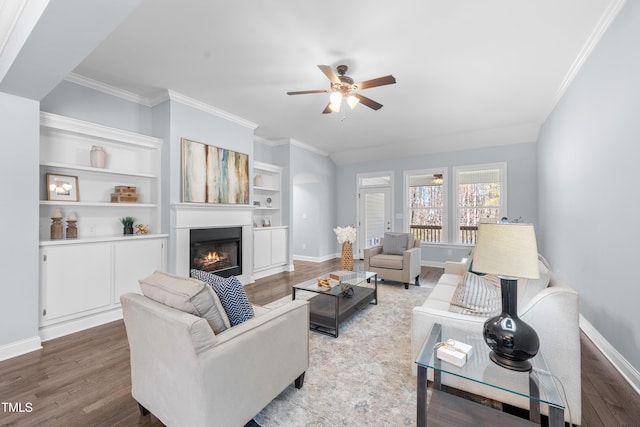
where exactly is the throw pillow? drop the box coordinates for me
[139,271,229,334]
[190,270,255,326]
[382,232,409,255]
[449,272,501,317]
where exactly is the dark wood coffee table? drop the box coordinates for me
[292,271,377,337]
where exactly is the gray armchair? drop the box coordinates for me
[121,292,309,427]
[364,232,422,289]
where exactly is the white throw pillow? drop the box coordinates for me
[449,272,501,317]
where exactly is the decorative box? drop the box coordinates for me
[436,340,473,367]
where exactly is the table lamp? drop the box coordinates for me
[472,223,540,372]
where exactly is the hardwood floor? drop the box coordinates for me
[0,260,637,426]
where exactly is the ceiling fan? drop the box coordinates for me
[287,64,396,114]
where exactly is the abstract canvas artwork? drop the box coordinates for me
[181,138,249,204]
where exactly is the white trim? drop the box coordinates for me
[421,260,445,269]
[0,0,46,82]
[40,111,162,148]
[39,307,123,342]
[0,336,42,362]
[545,0,627,121]
[254,135,277,146]
[580,314,640,395]
[166,90,258,130]
[65,73,151,106]
[356,170,394,258]
[293,253,339,263]
[252,264,290,280]
[288,138,329,157]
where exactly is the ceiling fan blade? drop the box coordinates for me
[356,75,396,90]
[317,65,340,84]
[322,103,333,114]
[353,93,383,110]
[287,89,329,95]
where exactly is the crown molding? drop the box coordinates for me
[166,90,258,130]
[544,0,627,121]
[65,72,152,106]
[288,138,329,157]
[253,135,277,146]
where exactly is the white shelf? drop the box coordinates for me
[254,185,279,192]
[40,201,157,208]
[40,161,158,179]
[253,161,282,228]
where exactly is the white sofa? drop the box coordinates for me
[411,256,581,425]
[121,292,309,427]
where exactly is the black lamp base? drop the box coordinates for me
[489,351,532,372]
[483,277,539,372]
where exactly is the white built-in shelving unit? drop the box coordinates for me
[38,112,167,340]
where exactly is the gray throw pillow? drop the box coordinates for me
[382,232,409,255]
[449,272,501,317]
[139,270,230,334]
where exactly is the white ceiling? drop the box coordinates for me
[72,0,623,164]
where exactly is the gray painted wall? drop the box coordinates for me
[41,81,153,135]
[335,142,538,260]
[0,92,40,348]
[290,145,337,259]
[538,1,640,372]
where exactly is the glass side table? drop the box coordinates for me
[415,323,565,427]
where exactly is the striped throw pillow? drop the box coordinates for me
[449,273,501,317]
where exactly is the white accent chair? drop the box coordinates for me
[121,293,309,427]
[364,232,422,289]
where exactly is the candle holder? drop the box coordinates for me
[66,220,78,239]
[51,217,63,240]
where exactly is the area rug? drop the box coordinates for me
[253,281,434,426]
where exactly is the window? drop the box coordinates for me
[405,169,447,243]
[454,163,507,244]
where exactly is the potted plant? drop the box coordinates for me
[120,216,136,235]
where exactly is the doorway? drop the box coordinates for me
[357,174,392,259]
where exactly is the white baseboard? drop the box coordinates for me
[0,336,42,362]
[421,260,445,268]
[580,314,640,395]
[292,253,339,263]
[252,264,290,281]
[39,308,123,342]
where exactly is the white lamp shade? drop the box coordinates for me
[472,223,540,279]
[329,92,342,112]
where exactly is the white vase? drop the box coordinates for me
[254,174,263,187]
[90,146,106,168]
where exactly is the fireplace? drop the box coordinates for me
[190,227,242,278]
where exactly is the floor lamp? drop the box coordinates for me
[472,223,540,372]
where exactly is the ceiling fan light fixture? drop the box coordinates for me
[347,94,359,109]
[329,91,342,112]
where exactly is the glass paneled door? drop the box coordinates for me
[357,187,391,258]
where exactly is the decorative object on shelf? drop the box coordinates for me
[254,174,263,187]
[262,218,271,227]
[50,208,63,240]
[253,201,261,207]
[111,185,139,203]
[135,224,149,235]
[473,223,540,372]
[181,138,249,204]
[334,225,357,271]
[435,339,473,367]
[120,216,136,235]
[317,277,331,288]
[46,173,79,202]
[90,145,106,168]
[65,212,78,239]
[266,197,272,208]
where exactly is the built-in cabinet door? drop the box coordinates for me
[253,230,272,270]
[271,228,287,265]
[41,244,112,321]
[114,238,166,300]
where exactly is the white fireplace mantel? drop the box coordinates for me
[171,203,254,283]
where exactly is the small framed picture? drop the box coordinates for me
[46,173,79,202]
